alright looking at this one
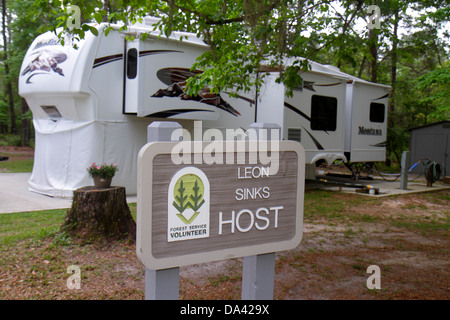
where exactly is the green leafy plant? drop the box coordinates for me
[87,163,118,179]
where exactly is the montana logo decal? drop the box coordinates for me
[167,167,210,242]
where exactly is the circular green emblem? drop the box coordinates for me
[172,174,205,224]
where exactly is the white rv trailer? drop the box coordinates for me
[257,61,390,178]
[19,19,255,197]
[19,18,389,197]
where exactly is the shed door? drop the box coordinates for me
[411,129,447,173]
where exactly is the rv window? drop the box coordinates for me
[127,48,138,79]
[370,102,385,123]
[311,95,337,131]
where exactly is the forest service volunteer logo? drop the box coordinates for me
[167,167,210,242]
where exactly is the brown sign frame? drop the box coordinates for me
[136,140,305,270]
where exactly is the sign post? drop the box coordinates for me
[400,151,410,190]
[144,121,182,300]
[137,121,305,300]
[242,253,276,300]
[241,123,280,300]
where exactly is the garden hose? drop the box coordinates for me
[372,160,422,182]
[422,160,445,186]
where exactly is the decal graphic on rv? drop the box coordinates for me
[92,50,183,68]
[283,102,325,150]
[152,67,241,116]
[93,53,123,68]
[299,81,342,92]
[372,93,389,101]
[358,126,382,136]
[22,49,67,83]
[370,141,387,147]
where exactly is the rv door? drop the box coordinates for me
[123,39,142,114]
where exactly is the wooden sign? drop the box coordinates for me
[136,140,305,270]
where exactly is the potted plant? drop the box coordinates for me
[87,163,118,188]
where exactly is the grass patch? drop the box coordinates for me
[356,214,380,223]
[422,191,450,204]
[0,158,33,172]
[304,189,380,222]
[128,203,137,220]
[304,190,346,219]
[0,204,138,246]
[0,209,67,245]
[390,219,449,234]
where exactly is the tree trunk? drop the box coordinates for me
[62,186,136,242]
[2,0,16,135]
[358,55,366,78]
[102,0,110,21]
[368,28,378,83]
[21,98,31,146]
[389,9,399,113]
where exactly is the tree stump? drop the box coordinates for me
[62,186,136,242]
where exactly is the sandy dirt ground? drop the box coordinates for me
[1,189,448,300]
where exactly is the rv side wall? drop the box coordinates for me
[128,29,257,135]
[256,74,285,128]
[283,72,347,165]
[349,82,389,163]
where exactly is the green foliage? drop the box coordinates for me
[34,0,371,96]
[416,63,450,121]
[0,134,22,147]
[52,231,73,246]
[0,0,46,140]
[0,0,447,163]
[87,163,119,179]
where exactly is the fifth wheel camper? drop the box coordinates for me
[19,17,389,197]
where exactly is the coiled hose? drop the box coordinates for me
[422,160,445,186]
